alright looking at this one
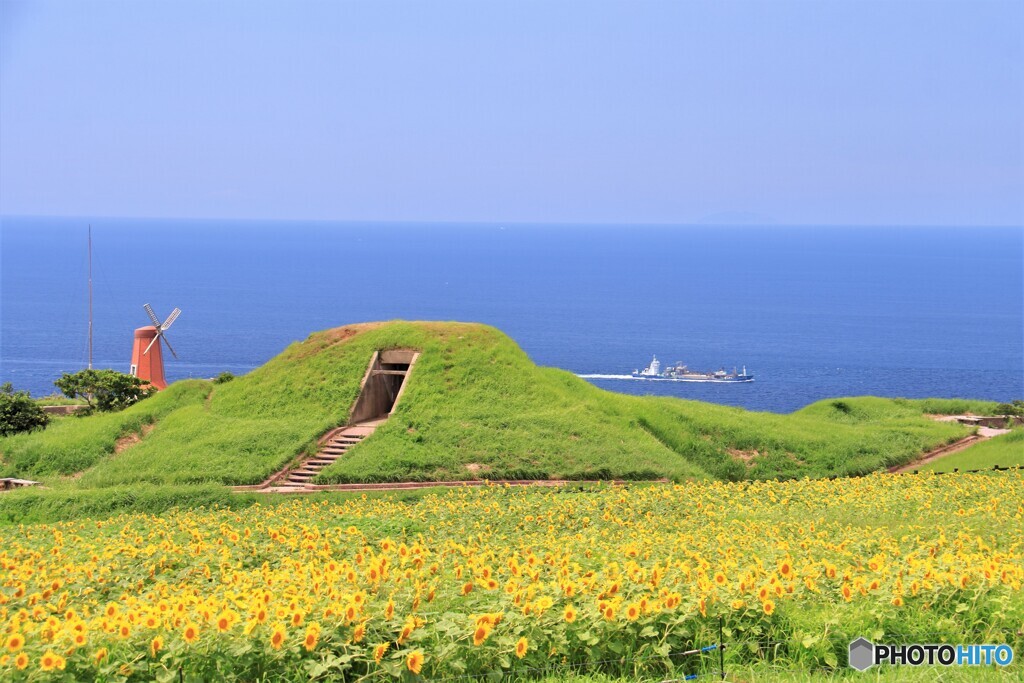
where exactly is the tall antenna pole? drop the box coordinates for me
[88,225,94,370]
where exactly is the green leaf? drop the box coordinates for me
[824,651,839,668]
[306,661,330,678]
[229,641,253,657]
[155,668,179,683]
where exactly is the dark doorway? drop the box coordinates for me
[349,350,416,423]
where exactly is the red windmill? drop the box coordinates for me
[129,304,181,390]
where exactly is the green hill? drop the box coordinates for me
[0,321,989,492]
[918,427,1024,473]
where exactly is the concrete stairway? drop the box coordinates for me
[239,349,419,494]
[277,423,379,488]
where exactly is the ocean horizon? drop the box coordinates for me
[2,215,1021,413]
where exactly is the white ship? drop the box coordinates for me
[632,355,753,382]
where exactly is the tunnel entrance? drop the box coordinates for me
[349,349,418,424]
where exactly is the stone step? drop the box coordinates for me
[260,416,387,492]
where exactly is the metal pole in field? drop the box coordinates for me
[88,225,93,369]
[719,615,725,680]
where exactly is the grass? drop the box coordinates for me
[918,428,1024,473]
[0,481,445,526]
[0,321,999,494]
[524,665,1024,682]
[0,380,209,478]
[32,393,88,406]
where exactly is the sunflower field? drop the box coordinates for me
[1,472,1022,681]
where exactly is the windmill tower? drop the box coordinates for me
[129,304,181,390]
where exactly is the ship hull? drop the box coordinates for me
[630,373,754,383]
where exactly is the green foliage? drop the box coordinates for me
[214,371,236,384]
[0,380,209,478]
[0,483,241,526]
[994,399,1024,416]
[890,396,1005,416]
[0,382,49,436]
[918,428,1024,473]
[2,473,1020,680]
[54,368,155,412]
[0,484,437,526]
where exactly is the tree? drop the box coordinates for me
[54,369,154,413]
[995,400,1024,417]
[0,382,50,436]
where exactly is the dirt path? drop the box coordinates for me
[889,426,1011,473]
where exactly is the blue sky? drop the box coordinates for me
[1,0,1021,226]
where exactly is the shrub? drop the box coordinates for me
[995,400,1024,417]
[0,383,49,436]
[54,369,154,412]
[214,371,235,384]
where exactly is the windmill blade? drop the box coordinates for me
[160,333,179,359]
[143,330,162,355]
[143,303,161,327]
[161,308,181,331]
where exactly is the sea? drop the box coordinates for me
[1,216,1021,414]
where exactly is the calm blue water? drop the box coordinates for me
[2,216,1021,413]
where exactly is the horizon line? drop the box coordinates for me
[2,212,1023,230]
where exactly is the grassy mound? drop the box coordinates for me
[0,321,989,490]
